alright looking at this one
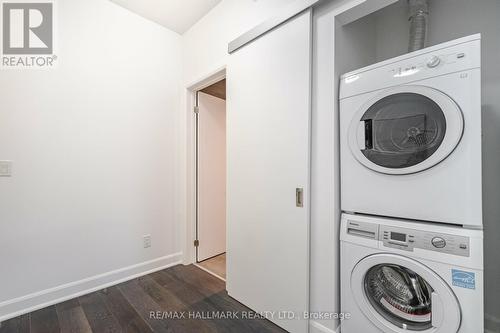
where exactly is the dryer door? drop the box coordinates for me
[348,85,464,175]
[351,253,461,333]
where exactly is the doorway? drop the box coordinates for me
[194,78,227,280]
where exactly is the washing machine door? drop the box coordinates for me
[348,85,464,175]
[351,253,461,333]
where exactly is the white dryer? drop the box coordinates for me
[339,34,482,227]
[340,213,483,333]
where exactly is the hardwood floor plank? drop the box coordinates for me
[150,271,239,333]
[137,276,187,311]
[207,292,287,333]
[154,266,286,333]
[150,269,213,306]
[3,265,286,333]
[79,291,122,333]
[55,299,92,333]
[118,279,174,333]
[138,275,218,333]
[55,298,80,312]
[0,314,30,333]
[98,286,153,333]
[166,265,225,296]
[31,306,60,333]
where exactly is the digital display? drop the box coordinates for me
[391,232,406,242]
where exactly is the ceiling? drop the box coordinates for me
[109,0,222,34]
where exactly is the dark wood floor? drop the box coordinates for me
[1,264,286,333]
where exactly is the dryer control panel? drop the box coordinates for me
[379,225,470,257]
[340,34,481,100]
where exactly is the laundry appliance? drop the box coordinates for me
[340,213,483,333]
[339,34,482,227]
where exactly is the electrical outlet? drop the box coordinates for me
[0,161,12,177]
[143,235,151,248]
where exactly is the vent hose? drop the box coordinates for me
[408,0,429,52]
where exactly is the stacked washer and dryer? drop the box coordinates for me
[339,34,484,332]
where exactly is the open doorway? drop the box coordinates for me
[194,78,227,281]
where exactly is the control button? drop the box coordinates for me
[459,244,468,249]
[431,237,446,248]
[427,56,441,68]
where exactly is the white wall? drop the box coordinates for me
[0,0,182,320]
[181,0,296,85]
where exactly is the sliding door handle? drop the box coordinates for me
[296,188,304,207]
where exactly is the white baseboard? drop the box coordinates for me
[310,320,337,333]
[0,252,183,322]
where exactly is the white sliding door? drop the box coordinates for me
[226,10,312,333]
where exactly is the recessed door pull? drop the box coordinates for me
[296,188,304,207]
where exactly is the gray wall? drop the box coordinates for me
[336,0,500,331]
[374,1,500,330]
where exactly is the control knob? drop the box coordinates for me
[427,56,441,68]
[431,237,446,248]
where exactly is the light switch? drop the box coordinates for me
[0,161,12,177]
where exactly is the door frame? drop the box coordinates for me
[183,66,227,265]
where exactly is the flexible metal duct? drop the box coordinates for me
[408,0,429,52]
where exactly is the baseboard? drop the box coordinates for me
[0,252,183,322]
[485,313,500,333]
[310,320,337,333]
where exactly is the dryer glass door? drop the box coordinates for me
[348,86,464,175]
[361,93,446,169]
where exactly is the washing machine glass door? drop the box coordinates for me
[348,85,464,175]
[351,254,461,333]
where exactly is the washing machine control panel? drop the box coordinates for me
[379,225,470,257]
[431,236,446,248]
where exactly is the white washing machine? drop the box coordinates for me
[339,34,482,227]
[340,213,483,333]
